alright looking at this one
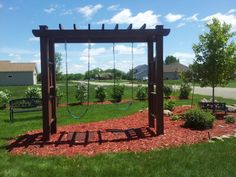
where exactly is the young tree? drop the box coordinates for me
[165,55,179,65]
[192,18,236,111]
[55,53,63,80]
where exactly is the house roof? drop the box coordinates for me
[163,62,188,72]
[0,60,37,72]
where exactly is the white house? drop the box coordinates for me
[0,60,37,86]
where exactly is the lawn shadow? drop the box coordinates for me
[6,127,156,152]
[3,115,41,123]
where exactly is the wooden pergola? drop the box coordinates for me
[32,24,170,141]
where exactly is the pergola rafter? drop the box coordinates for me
[33,23,170,141]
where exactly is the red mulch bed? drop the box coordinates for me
[7,106,236,157]
[58,100,132,108]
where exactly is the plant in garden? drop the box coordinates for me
[192,18,236,112]
[111,84,125,102]
[224,115,236,124]
[0,90,11,108]
[95,86,106,102]
[163,85,173,98]
[25,86,41,98]
[179,83,191,99]
[136,85,147,100]
[183,109,215,130]
[56,87,63,105]
[164,100,175,111]
[75,82,87,103]
[170,115,181,121]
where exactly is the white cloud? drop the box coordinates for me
[44,7,56,13]
[172,52,195,65]
[114,44,145,55]
[29,37,39,42]
[81,47,106,57]
[202,11,236,31]
[9,53,21,60]
[185,13,199,22]
[61,9,73,15]
[176,23,186,28]
[165,13,184,22]
[228,9,236,14]
[79,47,106,64]
[99,9,160,28]
[8,6,18,11]
[0,47,35,55]
[107,4,120,11]
[77,4,102,18]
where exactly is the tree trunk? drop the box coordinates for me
[191,83,195,108]
[212,86,215,113]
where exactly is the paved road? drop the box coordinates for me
[191,86,236,100]
[78,81,236,100]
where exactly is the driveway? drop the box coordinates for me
[78,81,236,100]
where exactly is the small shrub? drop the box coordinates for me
[25,86,41,98]
[170,115,181,121]
[56,87,63,105]
[0,90,11,108]
[95,86,106,102]
[164,100,175,111]
[183,109,215,130]
[224,115,236,124]
[163,85,173,98]
[75,82,87,103]
[179,84,191,99]
[136,85,147,100]
[111,85,124,102]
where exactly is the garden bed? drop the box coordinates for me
[7,106,236,157]
[58,99,132,107]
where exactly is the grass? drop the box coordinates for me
[0,84,236,177]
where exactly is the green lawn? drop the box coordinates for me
[0,84,236,177]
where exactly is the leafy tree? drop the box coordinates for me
[84,68,103,79]
[126,68,136,80]
[165,55,179,65]
[192,18,236,111]
[55,53,63,80]
[105,69,126,80]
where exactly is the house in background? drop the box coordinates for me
[0,61,37,86]
[134,62,189,80]
[163,62,189,80]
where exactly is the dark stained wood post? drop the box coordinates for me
[148,41,155,128]
[155,25,164,135]
[49,39,57,134]
[39,25,51,141]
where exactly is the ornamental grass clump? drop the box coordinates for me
[75,82,87,103]
[136,85,147,100]
[179,83,191,99]
[56,87,63,105]
[164,100,175,111]
[183,108,215,130]
[224,115,236,124]
[0,90,11,108]
[95,86,106,102]
[25,86,41,98]
[163,85,173,98]
[111,84,124,102]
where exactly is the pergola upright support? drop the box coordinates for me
[147,41,155,128]
[155,26,164,135]
[40,25,57,141]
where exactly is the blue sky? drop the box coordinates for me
[0,0,236,73]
